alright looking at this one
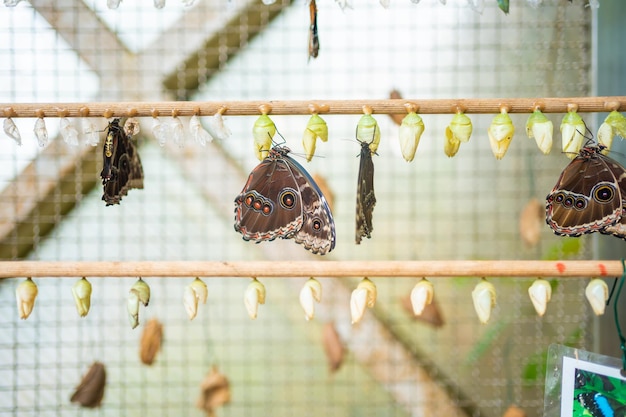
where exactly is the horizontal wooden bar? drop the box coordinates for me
[1,96,625,118]
[0,260,622,278]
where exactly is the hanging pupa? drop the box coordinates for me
[152,117,171,146]
[4,118,21,145]
[16,277,38,320]
[171,116,185,148]
[59,118,79,146]
[585,278,608,316]
[299,277,322,321]
[302,114,328,162]
[398,110,424,162]
[205,110,231,141]
[410,278,434,316]
[350,277,377,324]
[488,108,514,160]
[33,118,49,147]
[252,114,276,161]
[597,111,626,154]
[72,277,92,318]
[525,109,553,154]
[356,112,380,154]
[244,278,266,319]
[471,278,496,324]
[140,318,163,365]
[560,110,585,158]
[527,278,551,317]
[189,115,213,146]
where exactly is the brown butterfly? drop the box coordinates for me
[234,145,335,255]
[70,362,106,408]
[356,140,376,244]
[100,118,144,205]
[546,143,626,239]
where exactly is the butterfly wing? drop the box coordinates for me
[546,147,623,236]
[356,141,376,244]
[234,150,304,242]
[599,154,626,240]
[285,155,336,255]
[234,146,335,255]
[101,119,144,206]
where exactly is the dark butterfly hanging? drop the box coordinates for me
[356,140,376,244]
[100,118,144,206]
[234,145,335,255]
[546,143,626,240]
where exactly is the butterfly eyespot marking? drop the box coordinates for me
[312,218,322,231]
[574,198,587,210]
[563,196,575,208]
[262,203,272,215]
[592,184,615,203]
[244,194,255,207]
[279,188,298,210]
[554,193,564,204]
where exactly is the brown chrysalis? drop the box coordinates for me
[140,318,163,365]
[196,366,231,415]
[322,322,345,373]
[308,0,319,60]
[355,139,376,244]
[100,118,144,206]
[70,361,106,408]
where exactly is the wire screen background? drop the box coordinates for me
[0,1,608,416]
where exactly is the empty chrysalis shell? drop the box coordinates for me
[350,278,377,324]
[410,278,434,316]
[525,109,553,155]
[302,114,328,162]
[72,277,92,318]
[33,118,49,147]
[471,278,496,324]
[528,278,551,317]
[4,118,22,145]
[585,278,608,316]
[560,111,585,159]
[244,278,266,320]
[189,115,213,146]
[59,117,79,146]
[299,277,322,321]
[206,112,231,142]
[171,117,185,148]
[16,277,38,320]
[152,117,171,146]
[398,112,425,162]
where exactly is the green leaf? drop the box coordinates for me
[497,0,509,14]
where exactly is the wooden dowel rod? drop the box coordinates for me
[0,260,622,278]
[2,96,625,118]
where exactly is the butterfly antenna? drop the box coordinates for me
[272,128,286,146]
[580,120,596,146]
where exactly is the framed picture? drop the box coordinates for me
[544,344,626,417]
